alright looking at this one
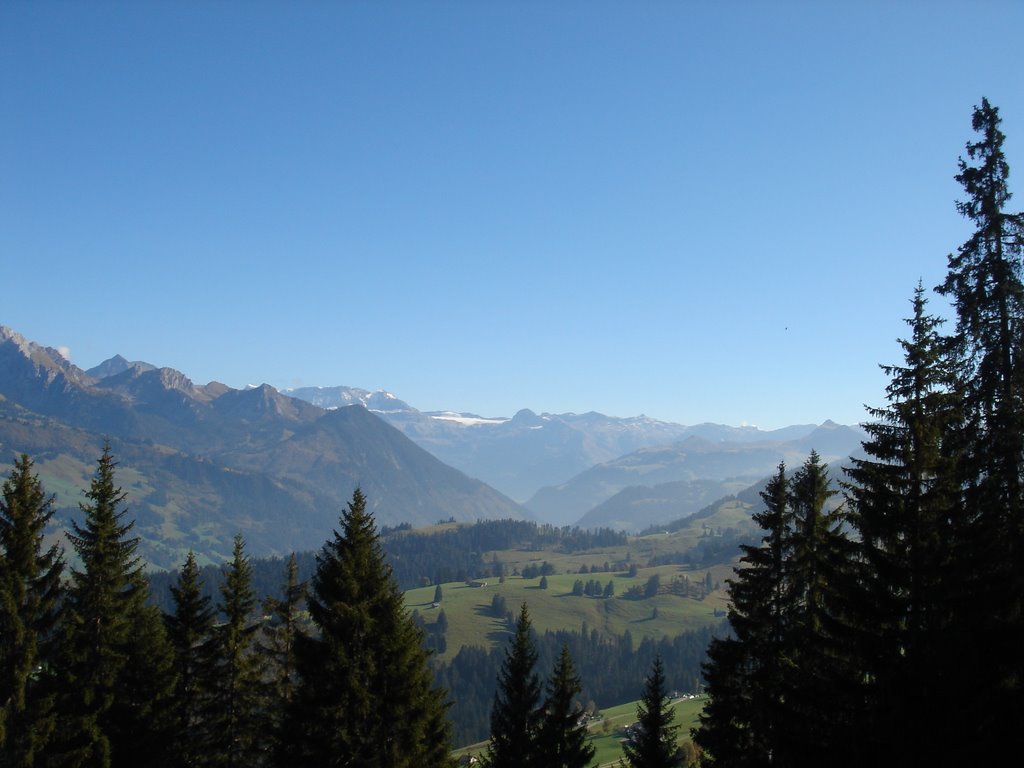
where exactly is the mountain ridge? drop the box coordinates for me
[0,325,528,568]
[0,324,865,564]
[283,386,846,503]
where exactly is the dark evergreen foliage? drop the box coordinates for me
[537,644,595,768]
[620,656,683,768]
[283,488,453,768]
[53,444,175,768]
[209,535,264,767]
[936,97,1024,755]
[113,601,176,767]
[845,285,963,763]
[779,451,858,764]
[695,464,790,766]
[483,603,543,768]
[0,454,64,767]
[696,453,859,767]
[259,552,307,747]
[164,550,217,767]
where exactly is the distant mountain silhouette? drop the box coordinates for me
[285,386,842,505]
[525,425,865,529]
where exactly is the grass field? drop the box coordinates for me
[404,562,732,661]
[402,497,751,661]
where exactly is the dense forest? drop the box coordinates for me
[3,99,1023,766]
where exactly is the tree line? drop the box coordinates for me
[146,518,628,614]
[695,98,1024,765]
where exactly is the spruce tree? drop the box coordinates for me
[259,552,306,746]
[484,602,542,768]
[0,454,64,767]
[165,551,217,767]
[112,596,176,767]
[209,535,264,768]
[845,284,962,763]
[620,656,682,768]
[936,97,1024,752]
[537,644,594,768]
[283,488,453,767]
[694,463,790,766]
[937,98,1024,523]
[53,444,175,768]
[778,451,857,766]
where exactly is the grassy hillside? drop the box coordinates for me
[406,563,731,662]
[399,493,753,663]
[402,494,754,661]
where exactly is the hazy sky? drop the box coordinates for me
[3,2,1022,430]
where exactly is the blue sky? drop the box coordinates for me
[2,2,1022,430]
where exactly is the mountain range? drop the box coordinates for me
[0,325,866,565]
[284,386,866,530]
[0,326,523,567]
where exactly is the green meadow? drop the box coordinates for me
[405,562,732,661]
[402,497,751,661]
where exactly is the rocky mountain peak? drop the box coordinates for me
[0,324,87,387]
[87,354,157,380]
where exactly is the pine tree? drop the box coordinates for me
[113,597,176,767]
[778,452,857,766]
[484,602,542,768]
[259,552,306,747]
[165,551,217,767]
[0,454,64,767]
[53,444,175,768]
[845,284,962,763]
[620,656,682,768]
[699,453,856,766]
[937,98,1024,523]
[283,488,453,767]
[209,535,264,768]
[537,644,594,768]
[936,97,1024,752]
[694,463,790,766]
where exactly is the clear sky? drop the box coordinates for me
[2,2,1022,430]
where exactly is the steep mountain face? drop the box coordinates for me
[525,424,866,529]
[0,326,527,568]
[285,386,827,503]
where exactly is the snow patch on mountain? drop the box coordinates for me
[429,412,511,426]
